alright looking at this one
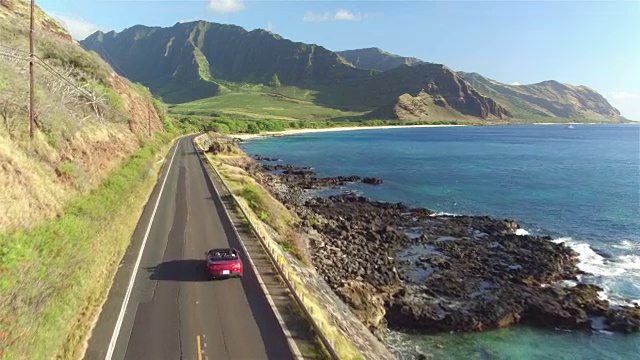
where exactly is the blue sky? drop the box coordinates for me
[40,0,640,120]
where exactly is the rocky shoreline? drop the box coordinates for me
[213,142,640,342]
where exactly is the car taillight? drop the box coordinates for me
[232,263,241,269]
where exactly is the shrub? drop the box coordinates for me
[239,183,270,222]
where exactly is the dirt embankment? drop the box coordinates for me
[0,1,166,229]
[0,74,165,229]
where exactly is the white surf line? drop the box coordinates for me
[192,139,304,360]
[105,138,181,360]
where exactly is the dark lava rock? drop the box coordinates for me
[252,154,280,161]
[242,154,640,335]
[606,306,640,333]
[363,177,384,185]
[262,164,312,172]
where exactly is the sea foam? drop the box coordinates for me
[551,237,640,306]
[553,238,627,277]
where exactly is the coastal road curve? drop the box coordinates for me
[83,136,294,360]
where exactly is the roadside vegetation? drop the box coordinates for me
[208,152,307,261]
[0,133,178,359]
[197,134,365,359]
[0,2,197,358]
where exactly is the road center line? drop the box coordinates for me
[104,138,181,360]
[196,335,203,360]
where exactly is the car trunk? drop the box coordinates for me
[209,260,241,273]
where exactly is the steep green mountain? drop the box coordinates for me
[340,48,625,122]
[81,21,509,121]
[337,47,424,72]
[457,72,626,121]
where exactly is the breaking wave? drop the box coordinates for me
[552,237,640,305]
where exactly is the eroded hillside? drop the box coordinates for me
[0,2,186,359]
[458,72,626,121]
[0,0,166,230]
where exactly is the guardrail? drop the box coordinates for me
[193,137,349,360]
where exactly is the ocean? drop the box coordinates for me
[240,124,640,360]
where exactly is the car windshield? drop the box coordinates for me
[208,250,237,261]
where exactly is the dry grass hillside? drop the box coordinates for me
[0,1,184,359]
[0,0,166,230]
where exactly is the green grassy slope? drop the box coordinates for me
[170,91,366,121]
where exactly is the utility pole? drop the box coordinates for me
[29,0,36,139]
[147,87,151,136]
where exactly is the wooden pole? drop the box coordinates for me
[147,87,151,136]
[29,0,36,139]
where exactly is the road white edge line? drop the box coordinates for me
[104,138,181,360]
[192,140,305,360]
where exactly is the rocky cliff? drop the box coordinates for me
[458,72,626,121]
[368,65,511,120]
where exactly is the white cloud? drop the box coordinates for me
[334,9,360,21]
[209,0,245,14]
[52,14,106,40]
[267,21,275,32]
[511,82,521,86]
[303,9,363,23]
[610,91,640,99]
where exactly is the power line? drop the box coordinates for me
[1,4,144,135]
[1,43,159,133]
[98,43,130,79]
[0,51,30,61]
[0,49,98,101]
[3,43,132,116]
[0,43,28,54]
[34,54,94,99]
[33,55,145,125]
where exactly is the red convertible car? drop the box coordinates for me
[205,248,243,279]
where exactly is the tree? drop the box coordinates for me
[246,122,260,133]
[269,73,281,87]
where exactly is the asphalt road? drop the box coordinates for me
[84,136,294,360]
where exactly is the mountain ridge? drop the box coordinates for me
[81,21,625,123]
[337,47,424,71]
[336,47,625,122]
[457,72,624,121]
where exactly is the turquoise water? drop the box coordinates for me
[241,124,640,359]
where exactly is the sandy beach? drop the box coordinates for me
[231,124,467,140]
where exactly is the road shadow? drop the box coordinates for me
[145,259,210,282]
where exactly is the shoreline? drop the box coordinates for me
[250,156,640,333]
[204,133,640,358]
[230,121,636,140]
[231,124,467,140]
